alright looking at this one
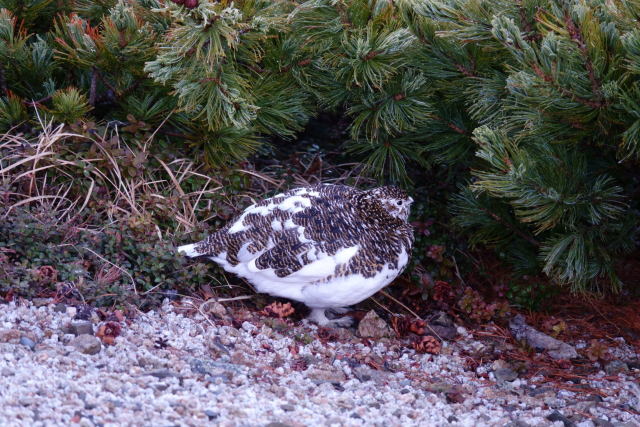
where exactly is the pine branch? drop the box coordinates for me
[0,65,6,96]
[529,62,607,109]
[23,95,52,107]
[431,114,467,135]
[563,12,604,104]
[477,205,540,248]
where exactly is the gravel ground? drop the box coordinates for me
[0,299,639,427]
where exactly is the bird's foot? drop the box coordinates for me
[327,307,351,315]
[307,308,353,328]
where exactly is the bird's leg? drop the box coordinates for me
[328,307,350,315]
[307,308,353,327]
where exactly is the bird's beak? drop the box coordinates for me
[408,197,414,204]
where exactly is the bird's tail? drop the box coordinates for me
[177,243,203,258]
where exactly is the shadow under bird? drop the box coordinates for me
[178,184,414,326]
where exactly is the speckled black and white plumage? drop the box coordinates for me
[178,184,414,326]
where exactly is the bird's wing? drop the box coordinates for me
[224,185,365,283]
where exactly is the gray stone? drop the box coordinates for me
[1,367,14,376]
[31,298,50,307]
[70,334,102,355]
[428,324,458,341]
[357,310,393,338]
[604,360,629,376]
[307,366,346,385]
[206,302,227,318]
[60,323,75,335]
[280,404,295,412]
[242,321,257,333]
[593,419,614,427]
[510,315,578,360]
[71,321,94,336]
[546,410,575,427]
[353,366,372,382]
[53,303,66,313]
[265,423,293,427]
[430,311,454,327]
[494,368,518,383]
[147,369,178,379]
[19,336,36,351]
[189,358,241,382]
[204,410,219,420]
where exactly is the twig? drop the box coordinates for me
[23,95,53,107]
[144,109,174,152]
[379,290,444,342]
[0,64,7,95]
[78,246,138,295]
[370,297,395,316]
[451,255,467,287]
[89,67,98,106]
[478,205,540,247]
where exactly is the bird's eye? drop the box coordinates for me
[397,200,403,206]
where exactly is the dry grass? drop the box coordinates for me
[0,119,227,236]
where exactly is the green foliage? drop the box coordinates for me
[48,87,92,123]
[506,279,559,312]
[2,0,640,294]
[0,93,29,131]
[0,206,213,308]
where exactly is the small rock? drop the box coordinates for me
[0,329,21,342]
[71,321,94,336]
[265,423,293,427]
[207,302,227,318]
[203,410,219,420]
[428,324,458,341]
[353,366,372,382]
[19,336,36,351]
[357,310,393,338]
[280,404,295,412]
[53,303,66,313]
[307,366,346,385]
[430,311,454,327]
[604,360,629,376]
[494,368,518,384]
[242,321,257,333]
[528,386,554,397]
[1,367,14,376]
[625,359,640,370]
[147,369,178,379]
[506,420,531,427]
[492,359,510,370]
[32,298,50,307]
[510,315,578,360]
[546,410,575,427]
[593,419,614,427]
[424,382,458,395]
[70,335,102,355]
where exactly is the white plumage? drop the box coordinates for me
[179,184,414,326]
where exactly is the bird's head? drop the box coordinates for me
[363,186,413,222]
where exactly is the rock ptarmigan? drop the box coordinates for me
[178,184,414,326]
